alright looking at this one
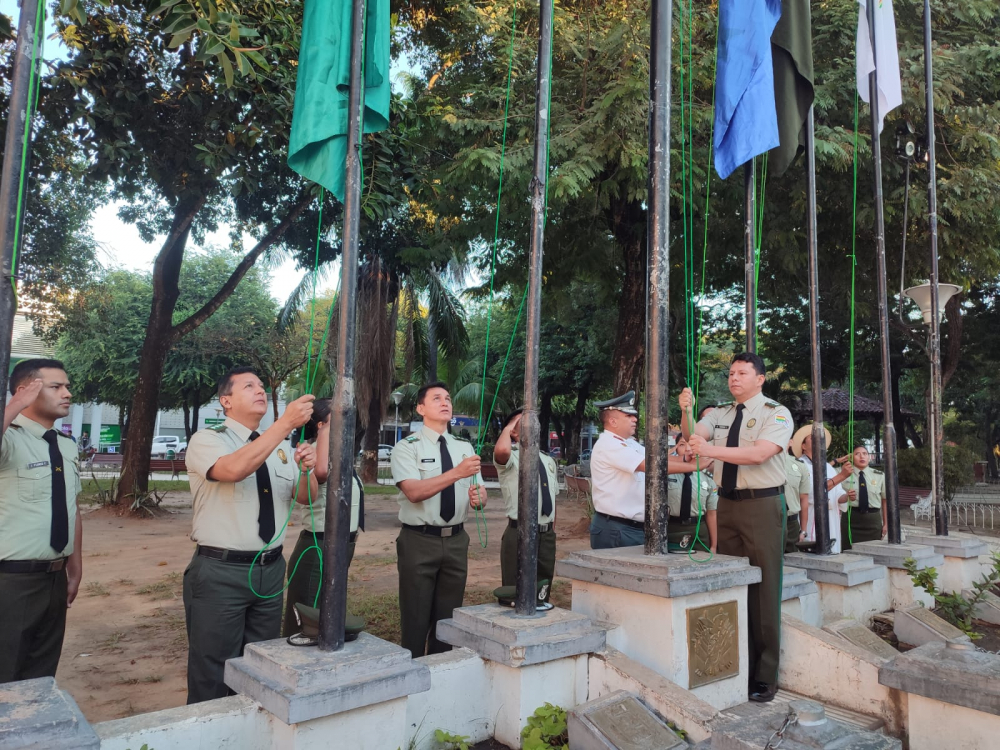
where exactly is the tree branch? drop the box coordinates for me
[171,193,315,339]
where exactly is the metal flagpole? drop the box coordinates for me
[923,0,946,536]
[744,162,756,353]
[644,0,672,556]
[805,107,831,553]
[0,0,43,453]
[318,0,367,650]
[515,0,553,615]
[866,0,901,545]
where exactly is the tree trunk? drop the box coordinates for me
[610,208,647,395]
[539,391,552,451]
[890,364,909,447]
[360,390,382,484]
[192,402,200,435]
[426,313,438,382]
[564,378,592,464]
[182,402,191,440]
[271,387,280,423]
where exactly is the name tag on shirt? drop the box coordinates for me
[27,461,49,469]
[420,458,437,464]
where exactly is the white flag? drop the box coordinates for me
[856,0,903,133]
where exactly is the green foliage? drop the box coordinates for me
[904,552,1000,639]
[895,444,975,499]
[521,702,568,750]
[432,729,471,750]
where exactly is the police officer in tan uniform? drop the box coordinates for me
[184,367,318,703]
[0,359,83,682]
[494,408,558,603]
[841,445,887,549]
[391,382,487,658]
[783,449,810,553]
[680,352,793,703]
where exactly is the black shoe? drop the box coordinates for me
[749,681,777,703]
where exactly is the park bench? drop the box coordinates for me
[148,458,185,480]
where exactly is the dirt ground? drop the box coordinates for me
[58,487,595,724]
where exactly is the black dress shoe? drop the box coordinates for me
[749,681,777,703]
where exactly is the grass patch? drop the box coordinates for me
[101,631,126,650]
[78,478,190,506]
[363,484,400,495]
[137,572,182,600]
[142,674,163,683]
[85,581,110,597]
[117,578,134,586]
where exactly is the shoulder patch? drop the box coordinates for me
[405,436,419,443]
[209,425,227,432]
[9,423,21,430]
[452,436,471,444]
[872,469,884,476]
[718,401,734,408]
[765,401,780,409]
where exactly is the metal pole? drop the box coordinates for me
[643,0,672,556]
[805,108,831,553]
[744,161,756,352]
[514,0,553,616]
[0,0,43,452]
[318,0,367,651]
[867,0,901,544]
[923,0,946,536]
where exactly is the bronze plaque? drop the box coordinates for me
[687,600,739,688]
[587,695,686,750]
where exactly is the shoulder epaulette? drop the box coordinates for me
[209,425,227,432]
[405,435,419,443]
[452,436,471,444]
[872,469,884,476]
[718,401,734,408]
[764,401,780,409]
[9,423,21,430]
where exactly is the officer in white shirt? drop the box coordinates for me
[589,391,695,549]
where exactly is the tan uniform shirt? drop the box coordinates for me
[666,470,718,517]
[391,426,483,526]
[300,475,362,533]
[783,453,809,514]
[495,446,558,523]
[590,430,646,521]
[698,391,793,490]
[0,415,81,560]
[185,417,298,550]
[842,467,886,509]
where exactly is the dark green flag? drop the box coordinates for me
[288,0,391,201]
[769,0,814,176]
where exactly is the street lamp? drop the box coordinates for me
[903,283,962,325]
[391,391,403,443]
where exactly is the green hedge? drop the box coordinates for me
[895,445,975,501]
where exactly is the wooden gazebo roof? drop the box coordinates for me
[786,388,919,424]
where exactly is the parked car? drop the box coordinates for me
[378,444,393,460]
[151,436,186,457]
[579,449,592,461]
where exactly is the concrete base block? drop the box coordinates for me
[967,589,1000,625]
[879,639,1000,715]
[557,548,759,710]
[224,633,431,725]
[935,556,991,595]
[906,534,990,560]
[814,575,891,626]
[780,592,822,628]
[848,540,944,571]
[270,696,408,750]
[709,699,901,749]
[892,604,969,647]
[904,693,1000,750]
[436,604,605,667]
[781,566,819,600]
[823,619,898,660]
[567,690,686,750]
[887,568,934,610]
[783,552,886,587]
[0,677,100,750]
[781,566,822,627]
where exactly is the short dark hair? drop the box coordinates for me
[730,352,766,377]
[217,366,258,400]
[416,381,449,405]
[302,398,332,441]
[697,405,715,420]
[9,358,66,395]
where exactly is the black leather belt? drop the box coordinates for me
[0,558,67,573]
[298,529,359,543]
[668,515,699,525]
[507,518,554,533]
[596,511,644,530]
[197,545,283,565]
[853,508,880,515]
[721,486,782,501]
[787,513,799,521]
[403,523,464,538]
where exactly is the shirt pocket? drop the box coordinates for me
[18,465,52,503]
[418,458,441,477]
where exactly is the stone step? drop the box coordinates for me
[783,552,886,586]
[721,688,886,734]
[781,565,819,601]
[893,604,970,647]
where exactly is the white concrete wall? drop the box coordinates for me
[888,568,934,610]
[781,592,822,627]
[815,575,891,626]
[272,697,408,750]
[939,555,991,594]
[404,649,493,749]
[906,693,1000,750]
[778,614,906,737]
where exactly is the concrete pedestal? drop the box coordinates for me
[847,541,943,610]
[780,566,821,627]
[0,677,100,750]
[436,604,600,748]
[556,547,760,710]
[224,633,431,750]
[907,534,991,593]
[783,552,889,625]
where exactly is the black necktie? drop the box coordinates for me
[42,430,69,553]
[354,470,365,531]
[720,404,745,495]
[538,458,553,518]
[680,473,693,521]
[438,435,456,522]
[858,471,869,512]
[248,431,275,543]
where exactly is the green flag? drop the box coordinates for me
[768,0,814,176]
[288,0,391,201]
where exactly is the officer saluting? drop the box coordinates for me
[493,408,558,606]
[0,359,82,683]
[680,352,794,704]
[184,367,318,703]
[841,445,887,549]
[391,381,486,658]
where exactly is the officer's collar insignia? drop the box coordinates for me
[277,449,288,464]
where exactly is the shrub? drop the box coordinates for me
[895,445,975,501]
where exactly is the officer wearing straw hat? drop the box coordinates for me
[790,423,854,554]
[679,352,793,703]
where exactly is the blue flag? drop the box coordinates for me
[713,0,782,180]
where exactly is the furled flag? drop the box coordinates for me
[768,0,814,176]
[288,0,391,201]
[713,0,783,180]
[856,0,902,134]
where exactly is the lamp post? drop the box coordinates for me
[391,390,403,443]
[903,281,962,536]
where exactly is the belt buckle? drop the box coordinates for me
[49,559,65,573]
[440,526,455,538]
